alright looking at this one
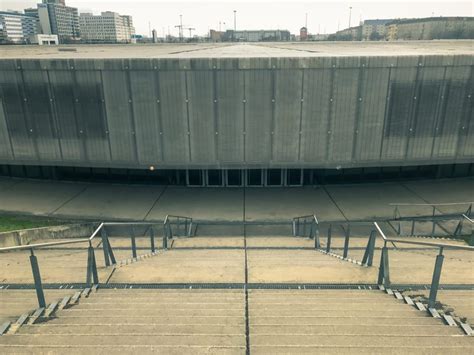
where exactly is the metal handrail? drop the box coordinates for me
[374,222,474,250]
[292,214,319,246]
[462,214,473,223]
[389,202,474,206]
[0,221,160,309]
[373,221,474,309]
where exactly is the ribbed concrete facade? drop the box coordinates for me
[0,43,473,170]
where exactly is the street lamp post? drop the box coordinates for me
[348,6,352,28]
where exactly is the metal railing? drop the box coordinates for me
[0,221,160,308]
[390,202,472,238]
[373,221,474,308]
[319,221,377,267]
[162,215,193,249]
[292,215,319,247]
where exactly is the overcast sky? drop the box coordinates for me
[3,0,472,37]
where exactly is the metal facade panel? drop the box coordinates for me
[48,70,83,161]
[432,66,470,158]
[187,70,216,163]
[273,69,302,162]
[0,99,13,159]
[74,70,111,162]
[406,66,445,160]
[380,64,418,160]
[328,68,359,163]
[21,70,61,161]
[216,70,244,162]
[355,67,390,161]
[158,71,189,163]
[300,68,332,162]
[0,70,36,159]
[129,70,162,165]
[102,70,137,163]
[244,70,272,163]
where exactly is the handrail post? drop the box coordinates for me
[343,225,350,258]
[362,230,376,266]
[428,247,444,309]
[326,225,332,253]
[100,227,110,267]
[162,223,168,250]
[150,225,156,253]
[314,223,320,249]
[29,249,46,308]
[378,242,390,287]
[410,220,415,236]
[131,226,137,259]
[431,206,436,237]
[86,241,99,287]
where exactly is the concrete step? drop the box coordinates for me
[57,308,243,316]
[250,334,474,347]
[250,345,472,354]
[250,309,424,317]
[76,302,244,310]
[250,316,444,326]
[249,304,413,311]
[0,345,245,354]
[0,334,246,346]
[37,315,245,325]
[21,324,245,335]
[250,324,462,336]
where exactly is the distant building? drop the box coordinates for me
[210,29,224,42]
[79,11,134,43]
[0,10,38,44]
[37,0,80,43]
[223,29,291,42]
[333,25,362,41]
[299,27,308,41]
[386,17,474,40]
[29,33,58,45]
[362,19,391,40]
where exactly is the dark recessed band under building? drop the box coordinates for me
[0,41,473,185]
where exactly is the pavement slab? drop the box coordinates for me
[54,184,165,220]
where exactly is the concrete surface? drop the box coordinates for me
[0,177,472,223]
[244,187,345,221]
[404,290,474,326]
[0,289,245,354]
[146,187,243,222]
[2,41,472,59]
[0,289,75,325]
[0,180,86,215]
[54,184,165,220]
[325,182,428,220]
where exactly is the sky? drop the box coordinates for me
[2,0,473,37]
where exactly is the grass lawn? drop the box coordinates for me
[0,215,70,233]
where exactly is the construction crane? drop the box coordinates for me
[184,27,195,38]
[174,14,183,41]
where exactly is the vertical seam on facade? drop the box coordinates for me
[45,69,64,161]
[69,61,88,162]
[98,69,113,162]
[125,62,140,164]
[297,68,305,162]
[379,64,393,160]
[154,64,165,162]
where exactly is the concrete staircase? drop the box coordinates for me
[249,289,473,354]
[0,289,246,354]
[1,288,473,354]
[0,288,473,354]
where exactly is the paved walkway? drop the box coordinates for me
[0,177,472,222]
